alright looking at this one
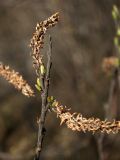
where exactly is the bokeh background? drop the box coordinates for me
[0,0,120,160]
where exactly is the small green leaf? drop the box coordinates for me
[50,96,54,101]
[117,28,120,36]
[113,5,119,15]
[35,84,41,91]
[112,5,119,20]
[37,78,41,87]
[114,58,119,67]
[114,37,119,46]
[52,101,58,107]
[40,64,46,75]
[47,96,54,103]
[47,96,51,102]
[112,10,117,20]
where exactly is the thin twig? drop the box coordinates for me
[106,70,119,120]
[96,134,104,160]
[35,36,52,160]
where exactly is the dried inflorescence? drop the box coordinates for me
[102,56,119,74]
[0,63,34,97]
[52,100,120,134]
[30,12,59,71]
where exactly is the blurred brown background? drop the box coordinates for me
[0,0,120,160]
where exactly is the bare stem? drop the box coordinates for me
[96,134,104,160]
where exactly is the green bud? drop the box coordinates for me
[47,97,51,103]
[112,10,117,20]
[112,5,119,20]
[113,5,119,15]
[37,78,41,87]
[114,58,119,67]
[40,64,46,75]
[117,28,120,36]
[52,101,58,107]
[114,37,119,46]
[47,96,54,103]
[35,84,41,92]
[50,96,54,101]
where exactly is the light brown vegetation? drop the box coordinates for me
[30,12,59,71]
[52,100,120,134]
[0,63,34,97]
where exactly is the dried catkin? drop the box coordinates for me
[52,100,120,134]
[30,13,59,70]
[0,63,34,97]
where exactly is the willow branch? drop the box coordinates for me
[35,36,52,160]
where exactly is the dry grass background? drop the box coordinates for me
[0,0,120,159]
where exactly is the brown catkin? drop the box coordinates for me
[0,63,34,97]
[52,100,120,134]
[30,12,59,70]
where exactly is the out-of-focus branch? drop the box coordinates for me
[0,151,33,160]
[96,69,119,160]
[96,5,120,160]
[105,70,119,120]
